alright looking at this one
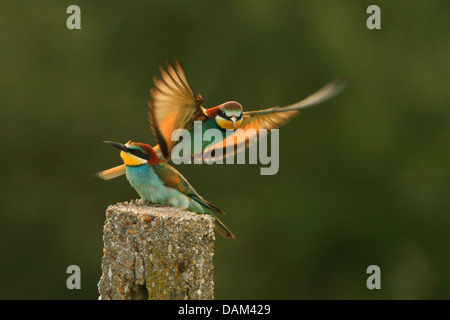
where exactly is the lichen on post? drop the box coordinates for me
[98,200,215,300]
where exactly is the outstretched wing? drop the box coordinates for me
[149,59,207,160]
[197,79,348,162]
[243,78,348,118]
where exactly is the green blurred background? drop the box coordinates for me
[0,0,448,299]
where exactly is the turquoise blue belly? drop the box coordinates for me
[124,165,207,214]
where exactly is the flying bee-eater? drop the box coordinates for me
[104,140,235,239]
[97,59,347,180]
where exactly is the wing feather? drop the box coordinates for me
[153,162,225,215]
[149,59,206,160]
[243,78,348,117]
[197,79,348,162]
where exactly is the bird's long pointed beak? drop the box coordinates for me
[231,116,237,128]
[104,141,128,152]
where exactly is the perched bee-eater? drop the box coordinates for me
[104,140,235,239]
[98,59,347,180]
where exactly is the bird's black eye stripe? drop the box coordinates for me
[128,148,150,160]
[217,109,226,118]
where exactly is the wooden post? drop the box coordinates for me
[98,200,215,300]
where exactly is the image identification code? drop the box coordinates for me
[178,304,271,317]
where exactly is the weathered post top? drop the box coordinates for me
[98,199,215,300]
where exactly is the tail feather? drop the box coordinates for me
[198,200,235,239]
[191,194,225,215]
[212,215,236,239]
[97,164,126,180]
[190,194,235,239]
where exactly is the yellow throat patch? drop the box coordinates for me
[216,116,242,130]
[120,151,147,166]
